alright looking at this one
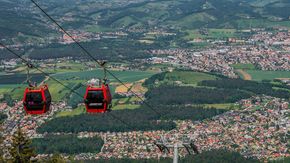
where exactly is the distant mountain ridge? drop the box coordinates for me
[92,0,290,29]
[0,0,290,40]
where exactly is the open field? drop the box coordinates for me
[236,69,252,80]
[164,71,218,85]
[0,69,153,103]
[0,73,46,84]
[50,69,154,106]
[115,83,133,93]
[112,104,140,110]
[0,84,21,94]
[50,70,241,118]
[45,80,75,102]
[114,97,130,105]
[138,40,154,44]
[184,28,237,40]
[0,84,26,100]
[51,69,156,83]
[231,64,290,81]
[55,104,140,117]
[116,80,147,93]
[55,106,85,118]
[202,103,240,110]
[130,81,147,93]
[10,86,26,100]
[245,70,290,81]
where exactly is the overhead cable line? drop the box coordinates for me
[30,0,162,117]
[0,42,83,98]
[0,42,134,129]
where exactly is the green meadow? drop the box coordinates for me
[163,70,218,86]
[245,70,290,81]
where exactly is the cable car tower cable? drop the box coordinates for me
[0,42,84,98]
[29,0,161,117]
[0,42,134,129]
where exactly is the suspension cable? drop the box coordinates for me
[0,42,134,129]
[0,42,83,98]
[30,0,162,117]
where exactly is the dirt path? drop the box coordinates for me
[236,69,252,80]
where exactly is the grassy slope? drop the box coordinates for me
[164,71,218,85]
[56,106,85,117]
[245,70,290,81]
[55,70,223,116]
[0,69,156,102]
[203,103,240,110]
[50,69,156,116]
[230,63,290,81]
[51,69,156,83]
[150,70,240,109]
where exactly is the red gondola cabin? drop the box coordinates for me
[23,85,51,115]
[84,84,112,113]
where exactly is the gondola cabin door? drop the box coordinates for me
[23,85,51,115]
[84,84,112,113]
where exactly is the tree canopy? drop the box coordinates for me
[9,127,36,163]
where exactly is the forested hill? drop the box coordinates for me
[91,0,290,29]
[1,0,290,39]
[0,0,52,38]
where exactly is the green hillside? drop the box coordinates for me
[0,0,55,40]
[1,0,290,41]
[90,0,290,29]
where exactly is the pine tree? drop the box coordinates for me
[9,127,36,163]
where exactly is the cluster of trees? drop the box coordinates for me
[1,126,263,163]
[0,126,70,163]
[179,149,259,163]
[37,105,224,133]
[0,94,13,107]
[32,135,103,154]
[272,80,290,90]
[0,73,46,84]
[143,70,225,88]
[0,113,7,124]
[28,39,155,61]
[0,49,24,60]
[199,79,290,99]
[3,125,286,163]
[143,72,167,88]
[6,127,36,163]
[37,109,175,133]
[145,85,251,105]
[82,149,259,163]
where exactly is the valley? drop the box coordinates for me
[0,0,289,162]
